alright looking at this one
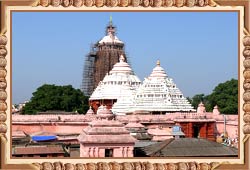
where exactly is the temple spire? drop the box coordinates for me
[107,16,115,36]
[109,15,113,26]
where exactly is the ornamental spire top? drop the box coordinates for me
[119,55,125,62]
[157,60,160,66]
[109,15,113,26]
[106,16,115,36]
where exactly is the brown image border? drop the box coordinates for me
[1,0,250,170]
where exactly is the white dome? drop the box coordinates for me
[110,55,132,74]
[90,55,141,100]
[149,60,167,79]
[99,35,123,44]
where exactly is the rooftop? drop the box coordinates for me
[12,145,65,155]
[141,138,238,157]
[78,119,136,144]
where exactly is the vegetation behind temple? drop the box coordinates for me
[187,79,238,114]
[22,84,89,115]
[22,79,238,115]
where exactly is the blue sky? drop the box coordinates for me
[12,12,238,104]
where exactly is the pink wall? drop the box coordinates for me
[12,114,93,135]
[79,144,134,157]
[12,123,89,135]
[216,121,238,138]
[12,113,239,139]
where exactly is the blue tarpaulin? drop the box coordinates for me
[172,125,181,132]
[32,136,57,141]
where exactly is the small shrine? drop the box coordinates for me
[77,106,136,157]
[197,102,206,114]
[213,105,220,115]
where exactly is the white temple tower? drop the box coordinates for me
[89,55,141,113]
[112,60,195,114]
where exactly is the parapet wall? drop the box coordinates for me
[12,112,238,138]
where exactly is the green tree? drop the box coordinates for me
[189,94,206,109]
[206,79,238,114]
[189,79,238,114]
[22,84,89,114]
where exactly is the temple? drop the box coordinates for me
[89,57,194,115]
[81,18,127,96]
[12,20,238,158]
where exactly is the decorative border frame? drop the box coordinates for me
[0,0,250,169]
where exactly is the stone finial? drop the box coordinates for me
[157,60,160,66]
[213,105,220,115]
[119,55,125,62]
[197,102,206,113]
[198,102,204,107]
[86,106,94,115]
[96,105,114,120]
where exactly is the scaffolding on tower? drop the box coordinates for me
[81,45,96,96]
[81,19,129,96]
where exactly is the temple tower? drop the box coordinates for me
[81,18,127,96]
[89,55,141,113]
[112,60,195,114]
